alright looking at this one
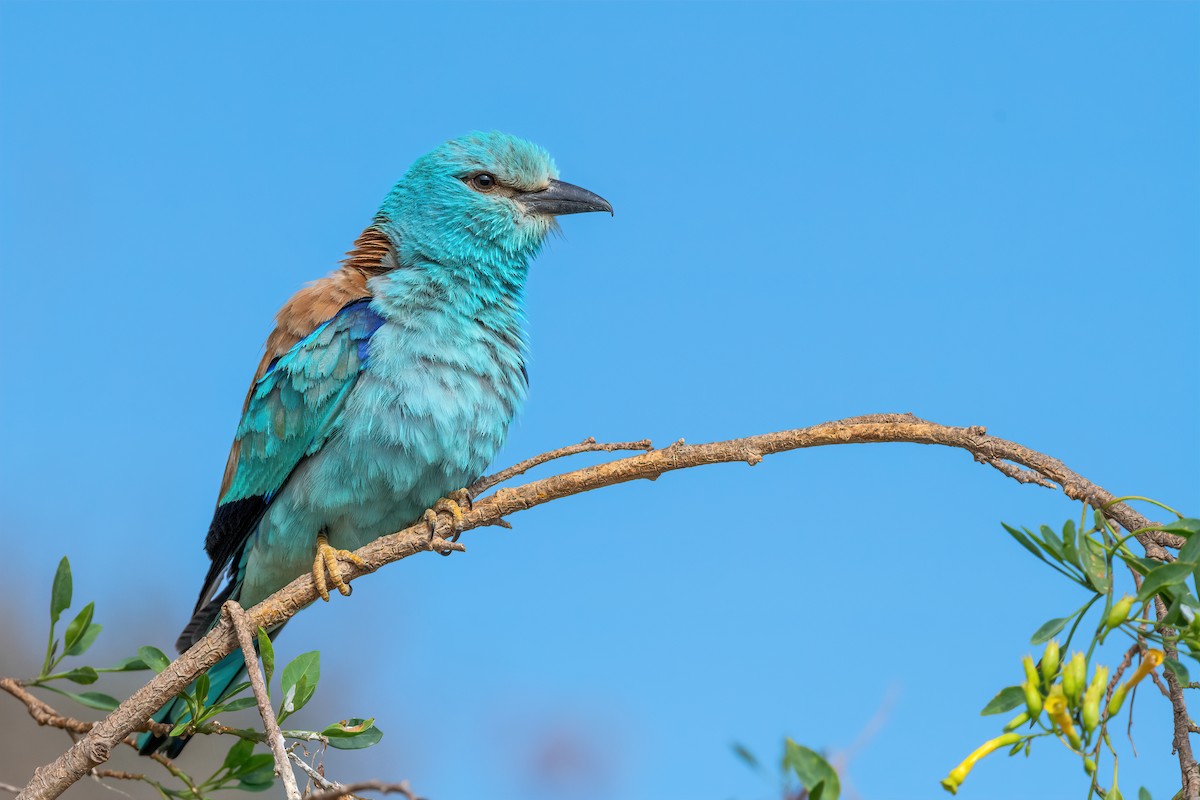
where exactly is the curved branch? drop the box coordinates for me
[16,413,1189,799]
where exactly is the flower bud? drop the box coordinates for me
[1084,758,1096,776]
[1022,655,1040,690]
[1063,652,1087,708]
[1040,640,1061,686]
[1105,595,1135,631]
[1082,665,1109,734]
[1022,680,1043,719]
[1003,711,1030,732]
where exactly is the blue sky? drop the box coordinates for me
[1,2,1197,798]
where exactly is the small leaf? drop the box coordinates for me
[222,738,255,770]
[234,753,276,791]
[103,656,149,672]
[1138,787,1152,800]
[980,686,1026,716]
[1039,525,1064,560]
[1160,519,1200,537]
[62,602,94,656]
[783,739,840,800]
[138,646,171,674]
[1002,523,1050,563]
[1061,519,1079,568]
[195,673,211,707]
[257,628,274,687]
[216,681,252,705]
[1030,616,1070,645]
[61,690,120,711]
[1136,562,1196,604]
[280,651,319,714]
[1165,658,1191,686]
[231,753,275,778]
[50,557,72,625]
[215,697,259,714]
[63,667,99,685]
[65,623,102,657]
[322,718,383,750]
[1079,537,1111,593]
[170,720,191,737]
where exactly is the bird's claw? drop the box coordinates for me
[425,490,469,555]
[312,531,366,602]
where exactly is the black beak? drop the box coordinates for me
[518,179,613,216]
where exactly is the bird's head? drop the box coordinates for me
[380,131,611,271]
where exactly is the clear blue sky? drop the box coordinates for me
[1,2,1197,799]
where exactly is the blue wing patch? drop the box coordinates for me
[187,298,384,649]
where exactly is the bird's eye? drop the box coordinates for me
[470,173,497,192]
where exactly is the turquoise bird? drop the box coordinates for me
[138,132,611,755]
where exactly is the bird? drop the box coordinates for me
[137,131,611,756]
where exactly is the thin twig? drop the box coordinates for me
[468,436,653,497]
[224,602,301,800]
[304,780,420,800]
[15,414,1192,799]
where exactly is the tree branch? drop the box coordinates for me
[14,413,1191,799]
[224,602,301,800]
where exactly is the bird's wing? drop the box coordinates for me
[181,297,385,649]
[217,225,396,498]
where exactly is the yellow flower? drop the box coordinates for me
[1108,649,1165,716]
[940,734,1022,795]
[1044,693,1082,750]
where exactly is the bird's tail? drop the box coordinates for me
[136,651,247,757]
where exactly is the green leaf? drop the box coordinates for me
[62,603,94,656]
[783,739,840,800]
[50,557,72,625]
[1079,536,1111,593]
[1030,616,1070,645]
[1138,787,1152,800]
[195,673,211,707]
[1161,519,1200,537]
[65,623,102,657]
[980,685,1026,716]
[215,697,259,714]
[1061,519,1079,568]
[216,681,253,705]
[170,720,191,737]
[102,655,150,672]
[322,718,384,750]
[62,667,99,685]
[60,690,120,711]
[1165,658,1191,685]
[222,738,255,770]
[233,753,276,791]
[1039,525,1064,560]
[1136,562,1196,604]
[1002,523,1049,563]
[138,646,171,674]
[280,651,320,715]
[257,628,274,688]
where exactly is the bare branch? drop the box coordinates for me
[14,414,1191,798]
[304,780,420,800]
[468,436,653,497]
[224,602,301,800]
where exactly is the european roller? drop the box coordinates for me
[138,132,611,755]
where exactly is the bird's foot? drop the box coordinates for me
[424,489,470,555]
[312,531,366,602]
